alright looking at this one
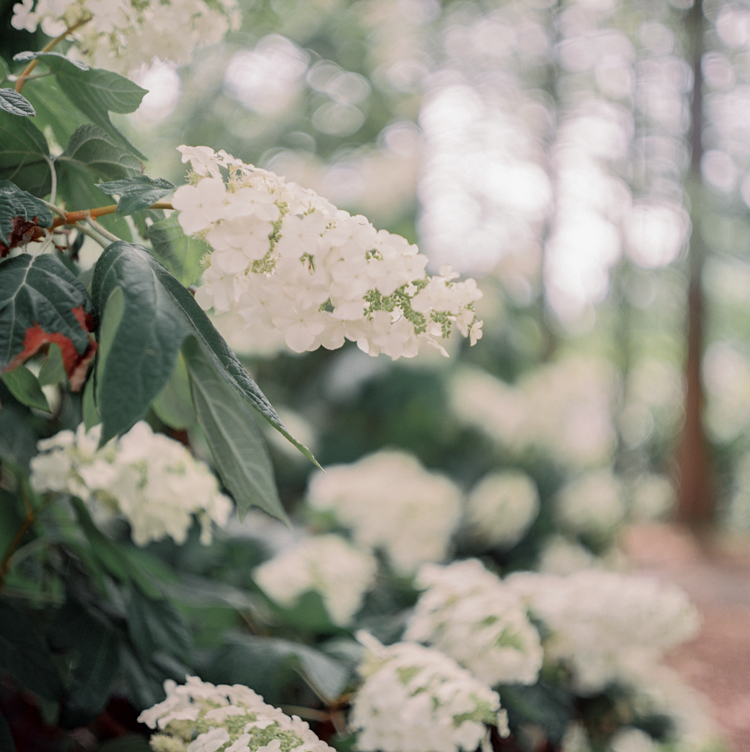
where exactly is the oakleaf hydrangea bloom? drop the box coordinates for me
[253,534,377,627]
[350,633,508,752]
[30,422,232,546]
[173,146,483,360]
[11,0,240,74]
[138,676,335,752]
[555,470,625,542]
[507,570,701,694]
[463,471,540,549]
[306,451,462,577]
[405,559,543,686]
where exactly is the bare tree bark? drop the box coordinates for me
[676,0,713,527]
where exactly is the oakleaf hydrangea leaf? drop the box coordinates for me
[98,175,174,216]
[0,253,97,391]
[0,88,35,117]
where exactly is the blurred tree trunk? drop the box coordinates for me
[676,0,713,527]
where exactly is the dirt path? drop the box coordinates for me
[623,524,750,752]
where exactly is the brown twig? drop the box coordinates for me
[15,16,93,94]
[49,201,174,230]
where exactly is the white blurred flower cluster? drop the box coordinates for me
[253,534,377,626]
[11,0,239,74]
[174,146,483,359]
[406,559,543,686]
[555,469,625,542]
[451,356,617,468]
[306,450,462,576]
[507,569,701,694]
[30,421,232,546]
[463,470,539,549]
[138,676,334,752]
[350,633,508,752]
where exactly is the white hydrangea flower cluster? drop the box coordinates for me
[463,471,540,549]
[306,450,462,576]
[451,356,617,469]
[173,146,483,360]
[138,676,335,752]
[555,470,626,542]
[11,0,239,74]
[252,534,377,627]
[350,633,508,752]
[507,570,701,694]
[405,559,543,686]
[30,422,232,546]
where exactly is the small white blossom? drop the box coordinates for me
[253,534,377,626]
[350,633,507,752]
[139,677,335,752]
[405,559,543,686]
[30,422,232,546]
[507,570,701,694]
[463,471,539,549]
[12,0,240,74]
[173,146,482,360]
[306,451,462,577]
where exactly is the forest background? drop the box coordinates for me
[1,0,749,750]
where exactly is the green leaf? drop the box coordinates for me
[185,336,286,522]
[71,486,162,599]
[37,342,65,386]
[146,212,208,287]
[151,351,195,430]
[21,71,89,145]
[0,179,53,247]
[56,124,141,185]
[145,257,317,464]
[90,242,315,465]
[54,124,141,240]
[51,599,120,726]
[0,253,97,391]
[0,88,35,117]
[1,365,50,411]
[99,736,151,752]
[91,242,189,443]
[499,683,573,744]
[125,586,190,663]
[0,111,51,196]
[0,599,64,700]
[82,373,100,430]
[98,175,174,217]
[205,634,349,705]
[15,52,147,160]
[0,399,38,470]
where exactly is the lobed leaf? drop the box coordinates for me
[185,336,286,522]
[98,175,174,217]
[0,599,64,701]
[205,633,350,705]
[50,599,121,726]
[90,242,316,460]
[91,242,189,443]
[0,111,51,197]
[1,365,50,412]
[0,88,35,117]
[55,124,142,241]
[0,253,97,391]
[0,180,52,251]
[146,212,208,287]
[14,51,147,160]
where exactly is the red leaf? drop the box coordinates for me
[4,305,97,392]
